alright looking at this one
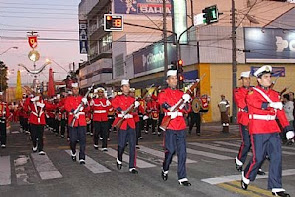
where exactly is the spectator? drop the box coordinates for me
[283,94,294,128]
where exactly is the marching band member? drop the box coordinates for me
[111,79,140,174]
[241,65,294,197]
[90,87,111,151]
[64,83,90,164]
[158,70,191,186]
[0,92,10,148]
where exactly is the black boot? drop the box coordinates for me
[257,169,266,175]
[161,170,168,181]
[272,191,290,197]
[241,179,248,190]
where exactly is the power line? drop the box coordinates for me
[0,15,77,20]
[0,1,78,7]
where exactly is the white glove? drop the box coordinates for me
[82,98,88,105]
[182,94,191,103]
[170,112,178,119]
[36,102,45,108]
[74,113,79,119]
[143,115,149,120]
[31,96,40,102]
[134,101,140,108]
[269,102,283,110]
[286,131,295,140]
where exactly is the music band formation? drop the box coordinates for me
[0,65,294,197]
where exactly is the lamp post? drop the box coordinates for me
[0,46,18,56]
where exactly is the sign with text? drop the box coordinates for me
[114,0,172,15]
[79,20,88,54]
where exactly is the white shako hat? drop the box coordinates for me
[121,79,129,86]
[167,70,177,77]
[71,83,79,88]
[254,65,272,78]
[239,71,251,79]
[94,87,105,93]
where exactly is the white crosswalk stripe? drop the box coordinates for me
[105,148,157,168]
[0,156,11,185]
[31,153,62,180]
[186,148,233,160]
[188,142,239,154]
[137,145,197,164]
[65,150,111,174]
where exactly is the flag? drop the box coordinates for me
[15,70,22,100]
[47,68,55,97]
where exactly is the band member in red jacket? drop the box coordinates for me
[241,65,294,197]
[0,92,10,148]
[234,71,265,175]
[112,79,140,174]
[145,95,159,135]
[158,70,191,186]
[64,83,90,164]
[24,93,49,155]
[90,87,111,151]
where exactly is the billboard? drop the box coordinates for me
[251,66,285,77]
[133,42,177,77]
[79,20,88,54]
[245,27,295,63]
[114,0,172,15]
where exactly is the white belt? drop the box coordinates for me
[165,112,183,117]
[69,112,85,115]
[249,114,276,121]
[94,110,107,113]
[118,114,133,119]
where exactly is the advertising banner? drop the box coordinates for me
[114,0,172,15]
[79,20,88,54]
[251,66,285,77]
[245,27,295,63]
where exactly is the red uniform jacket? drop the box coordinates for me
[0,101,10,119]
[19,99,29,118]
[234,86,249,126]
[111,94,135,130]
[58,98,67,119]
[246,86,290,134]
[64,95,90,127]
[90,97,111,122]
[146,99,159,119]
[133,99,144,123]
[158,88,190,131]
[24,98,46,125]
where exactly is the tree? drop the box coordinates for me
[0,61,8,92]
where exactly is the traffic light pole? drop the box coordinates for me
[232,0,237,123]
[163,0,169,81]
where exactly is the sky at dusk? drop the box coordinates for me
[0,0,86,86]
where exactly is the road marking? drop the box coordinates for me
[31,153,62,180]
[188,142,240,154]
[105,148,156,168]
[186,148,233,160]
[65,150,111,174]
[228,181,273,197]
[213,141,295,155]
[201,169,295,185]
[218,183,262,197]
[0,156,11,185]
[14,155,38,185]
[137,145,197,164]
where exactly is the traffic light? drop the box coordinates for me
[171,60,177,70]
[179,74,184,89]
[177,59,183,73]
[104,14,123,31]
[202,5,219,24]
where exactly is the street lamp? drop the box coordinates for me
[0,46,18,56]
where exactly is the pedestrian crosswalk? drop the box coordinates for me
[0,139,294,186]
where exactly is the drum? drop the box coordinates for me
[192,98,201,113]
[151,111,159,120]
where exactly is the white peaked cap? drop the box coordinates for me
[254,65,272,77]
[121,79,129,86]
[72,83,79,88]
[240,71,251,78]
[96,87,105,92]
[130,88,135,92]
[167,70,177,77]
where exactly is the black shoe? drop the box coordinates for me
[161,170,168,181]
[272,191,290,197]
[257,169,266,175]
[38,151,46,155]
[71,155,76,161]
[79,159,85,164]
[117,160,122,170]
[129,168,138,174]
[179,181,191,186]
[94,145,98,150]
[1,144,6,148]
[236,164,242,172]
[136,146,140,149]
[241,180,248,190]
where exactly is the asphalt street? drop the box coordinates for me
[0,123,294,197]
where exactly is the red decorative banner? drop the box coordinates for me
[28,36,38,48]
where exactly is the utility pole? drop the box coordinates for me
[232,0,237,123]
[163,0,168,80]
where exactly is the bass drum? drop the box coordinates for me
[151,111,159,120]
[192,98,201,113]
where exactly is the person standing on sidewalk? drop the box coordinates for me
[0,92,10,148]
[234,71,265,175]
[158,70,191,186]
[218,95,230,133]
[241,65,294,197]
